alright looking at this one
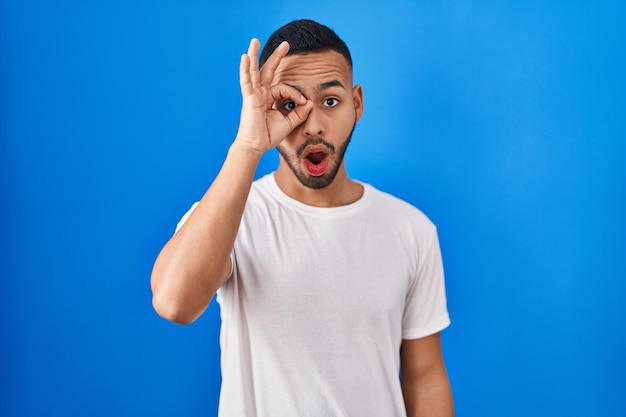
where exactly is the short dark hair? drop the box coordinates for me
[259,19,352,68]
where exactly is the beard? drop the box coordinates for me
[277,123,356,190]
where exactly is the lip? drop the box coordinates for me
[303,146,329,176]
[303,145,329,158]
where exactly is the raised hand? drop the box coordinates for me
[235,38,312,154]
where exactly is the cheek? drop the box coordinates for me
[339,104,358,124]
[335,110,357,134]
[276,140,298,157]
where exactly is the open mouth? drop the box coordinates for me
[307,152,326,165]
[304,150,328,176]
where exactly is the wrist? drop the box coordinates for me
[229,139,265,162]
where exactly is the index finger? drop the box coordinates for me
[260,41,290,85]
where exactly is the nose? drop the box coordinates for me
[303,107,324,137]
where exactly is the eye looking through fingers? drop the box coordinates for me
[270,83,308,114]
[281,101,298,113]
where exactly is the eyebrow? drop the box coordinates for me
[317,80,346,91]
[284,79,346,95]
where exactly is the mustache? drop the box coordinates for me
[295,137,336,158]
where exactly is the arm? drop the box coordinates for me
[150,39,312,324]
[400,333,454,417]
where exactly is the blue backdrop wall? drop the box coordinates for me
[2,1,625,416]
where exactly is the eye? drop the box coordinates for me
[324,98,339,107]
[282,101,297,112]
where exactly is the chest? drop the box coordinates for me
[232,212,416,325]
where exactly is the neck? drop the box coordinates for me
[274,163,363,208]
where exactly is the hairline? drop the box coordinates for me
[261,48,353,70]
[283,49,353,69]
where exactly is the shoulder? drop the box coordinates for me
[249,173,273,196]
[363,183,436,230]
[242,174,283,221]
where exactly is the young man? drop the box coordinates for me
[151,19,453,417]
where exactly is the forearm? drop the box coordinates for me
[151,141,262,324]
[151,36,310,324]
[401,371,454,417]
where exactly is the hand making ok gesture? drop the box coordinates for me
[235,38,313,154]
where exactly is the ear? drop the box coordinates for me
[352,84,364,122]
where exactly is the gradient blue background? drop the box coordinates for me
[2,1,625,416]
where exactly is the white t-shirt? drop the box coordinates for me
[178,173,450,417]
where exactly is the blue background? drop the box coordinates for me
[2,1,625,416]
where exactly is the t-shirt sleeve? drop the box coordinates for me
[175,202,200,233]
[402,229,451,339]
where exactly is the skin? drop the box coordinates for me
[270,50,364,206]
[401,333,455,417]
[150,37,453,416]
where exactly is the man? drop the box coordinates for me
[151,19,453,417]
